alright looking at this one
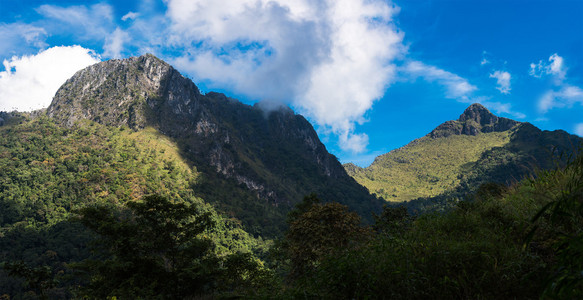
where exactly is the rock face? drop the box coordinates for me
[47,54,381,235]
[48,54,199,129]
[429,103,520,138]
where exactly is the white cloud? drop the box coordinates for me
[481,101,525,119]
[166,0,404,153]
[122,11,140,21]
[548,53,566,80]
[0,46,100,112]
[0,23,48,57]
[480,51,490,66]
[103,28,130,59]
[36,3,114,40]
[529,53,566,82]
[531,53,583,114]
[399,62,524,119]
[339,131,369,153]
[575,123,583,137]
[489,70,511,94]
[403,61,477,100]
[538,85,583,113]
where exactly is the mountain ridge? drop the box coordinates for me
[345,104,581,206]
[45,53,382,235]
[429,103,520,138]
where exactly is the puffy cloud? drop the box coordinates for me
[0,46,100,112]
[489,70,511,94]
[166,0,404,153]
[575,123,583,137]
[529,53,566,82]
[547,53,566,79]
[339,131,369,154]
[538,85,583,113]
[403,61,477,100]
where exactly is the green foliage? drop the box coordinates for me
[276,149,583,299]
[348,131,512,202]
[373,204,413,236]
[282,197,371,279]
[347,123,581,213]
[2,261,57,299]
[527,148,583,298]
[73,194,272,299]
[0,117,267,297]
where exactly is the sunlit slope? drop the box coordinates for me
[347,131,511,202]
[345,103,582,206]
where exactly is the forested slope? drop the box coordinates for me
[0,116,266,297]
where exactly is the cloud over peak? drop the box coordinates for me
[167,0,404,153]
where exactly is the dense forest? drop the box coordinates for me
[1,113,582,299]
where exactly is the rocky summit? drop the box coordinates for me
[46,54,382,235]
[429,103,520,138]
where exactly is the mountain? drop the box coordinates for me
[46,54,382,236]
[345,103,581,206]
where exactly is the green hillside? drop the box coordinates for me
[0,115,267,296]
[46,54,383,237]
[279,147,583,299]
[347,131,511,201]
[346,104,582,208]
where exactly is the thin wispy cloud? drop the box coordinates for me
[531,53,583,114]
[538,85,583,113]
[403,61,477,100]
[104,28,131,59]
[36,3,115,41]
[0,23,47,57]
[122,11,140,21]
[575,123,583,137]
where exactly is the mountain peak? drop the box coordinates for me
[458,103,497,125]
[47,54,200,129]
[429,103,520,138]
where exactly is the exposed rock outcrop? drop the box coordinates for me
[46,54,382,234]
[429,103,520,138]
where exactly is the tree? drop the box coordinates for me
[72,195,221,298]
[284,195,370,279]
[373,204,413,236]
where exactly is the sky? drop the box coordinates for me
[0,0,582,167]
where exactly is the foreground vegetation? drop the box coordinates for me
[1,115,581,298]
[270,146,582,299]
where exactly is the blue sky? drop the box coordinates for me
[1,0,582,166]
